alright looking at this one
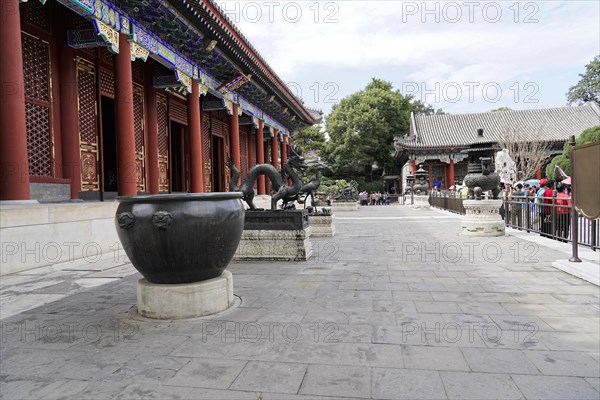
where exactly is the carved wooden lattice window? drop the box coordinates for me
[157,94,169,192]
[101,48,114,66]
[239,129,248,178]
[99,68,114,98]
[22,33,53,177]
[224,122,230,191]
[202,112,212,192]
[23,1,50,32]
[455,163,468,184]
[132,60,144,81]
[431,164,446,188]
[133,84,145,191]
[249,131,256,167]
[169,97,187,125]
[77,60,99,191]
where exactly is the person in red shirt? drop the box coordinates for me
[541,180,555,237]
[555,183,572,241]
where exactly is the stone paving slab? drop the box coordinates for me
[0,204,599,399]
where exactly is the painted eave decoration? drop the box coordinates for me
[60,0,320,134]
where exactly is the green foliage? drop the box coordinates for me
[567,55,600,105]
[319,177,349,196]
[546,125,600,178]
[291,125,326,154]
[545,155,570,180]
[355,177,385,193]
[577,125,600,145]
[410,99,445,116]
[491,107,512,112]
[324,78,412,176]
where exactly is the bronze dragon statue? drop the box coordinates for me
[227,146,308,210]
[296,168,322,212]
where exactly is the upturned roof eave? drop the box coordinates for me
[182,0,319,125]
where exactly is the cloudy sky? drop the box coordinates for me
[218,0,599,116]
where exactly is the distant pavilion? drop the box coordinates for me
[394,102,600,190]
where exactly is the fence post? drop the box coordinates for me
[569,135,581,262]
[551,190,557,240]
[524,195,530,232]
[592,219,597,251]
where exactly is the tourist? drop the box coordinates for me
[555,183,571,241]
[541,179,556,237]
[360,191,368,206]
[510,183,526,228]
[536,179,547,234]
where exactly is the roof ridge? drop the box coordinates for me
[413,103,597,120]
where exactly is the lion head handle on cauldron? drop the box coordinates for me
[152,211,173,230]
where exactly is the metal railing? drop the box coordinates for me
[503,194,598,251]
[428,192,599,250]
[429,191,466,214]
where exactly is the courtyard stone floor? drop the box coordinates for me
[1,204,599,399]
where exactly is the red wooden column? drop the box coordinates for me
[145,62,159,194]
[188,80,204,192]
[264,130,271,194]
[447,159,455,188]
[114,33,137,196]
[58,42,81,199]
[411,159,417,174]
[271,129,279,170]
[229,103,241,172]
[0,0,30,200]
[256,120,266,194]
[281,135,288,167]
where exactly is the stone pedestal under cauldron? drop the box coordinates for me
[234,209,313,261]
[461,199,505,237]
[459,128,505,237]
[411,165,430,210]
[412,195,431,210]
[115,193,245,319]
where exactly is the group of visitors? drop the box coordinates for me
[504,178,572,241]
[359,191,392,206]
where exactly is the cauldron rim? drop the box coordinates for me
[116,192,243,203]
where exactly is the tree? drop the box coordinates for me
[324,78,411,176]
[566,55,600,105]
[291,125,326,154]
[496,128,553,181]
[491,107,512,112]
[546,125,600,179]
[410,99,445,116]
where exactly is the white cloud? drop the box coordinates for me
[217,0,600,112]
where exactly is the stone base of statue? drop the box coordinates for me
[412,194,431,210]
[308,211,336,237]
[137,271,234,319]
[234,209,313,261]
[332,200,359,211]
[461,199,505,236]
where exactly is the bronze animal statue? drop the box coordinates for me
[227,146,308,210]
[227,157,240,193]
[334,180,359,202]
[298,168,322,212]
[464,156,500,200]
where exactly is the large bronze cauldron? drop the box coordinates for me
[115,193,245,284]
[463,156,500,200]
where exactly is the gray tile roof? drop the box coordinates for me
[396,102,600,149]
